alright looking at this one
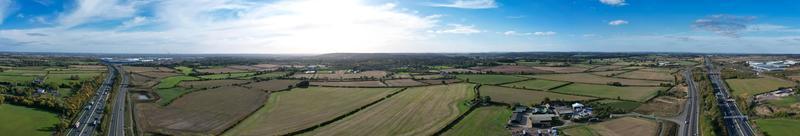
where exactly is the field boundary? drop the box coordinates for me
[526,75,665,87]
[433,84,482,135]
[495,78,536,86]
[286,88,409,136]
[485,85,606,102]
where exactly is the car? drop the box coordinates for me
[685,121,688,124]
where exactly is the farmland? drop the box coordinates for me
[310,81,386,87]
[754,119,800,136]
[594,100,642,112]
[470,65,552,74]
[552,83,664,102]
[245,71,289,79]
[199,72,256,79]
[725,77,796,98]
[137,86,267,135]
[527,73,666,86]
[224,87,399,136]
[177,79,249,89]
[174,66,193,75]
[563,117,657,136]
[242,80,300,91]
[155,76,200,89]
[154,87,193,106]
[124,66,175,73]
[384,79,426,87]
[501,79,570,90]
[634,96,684,117]
[196,67,248,74]
[532,66,589,73]
[307,84,475,135]
[480,85,594,105]
[615,70,674,81]
[456,74,529,85]
[0,104,60,136]
[442,106,511,136]
[591,70,629,77]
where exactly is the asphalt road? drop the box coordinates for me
[66,65,116,136]
[108,65,128,136]
[682,69,700,136]
[704,57,755,136]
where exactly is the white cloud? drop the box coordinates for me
[428,0,498,9]
[0,0,443,53]
[433,24,482,34]
[599,0,627,6]
[0,0,14,25]
[746,24,800,33]
[608,20,629,26]
[533,31,556,36]
[118,16,149,29]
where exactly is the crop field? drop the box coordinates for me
[551,83,664,102]
[470,65,553,74]
[130,73,158,88]
[252,64,280,69]
[726,77,796,98]
[242,80,300,92]
[501,79,570,90]
[307,84,475,135]
[456,74,529,85]
[384,79,426,87]
[591,70,629,76]
[136,71,181,79]
[154,87,193,106]
[138,86,267,135]
[245,71,289,79]
[640,68,678,73]
[754,119,800,136]
[0,104,60,136]
[227,65,266,71]
[174,66,193,75]
[634,96,684,116]
[314,70,388,79]
[413,74,444,79]
[442,106,511,136]
[481,86,594,105]
[196,67,248,74]
[589,65,625,71]
[532,66,589,73]
[563,117,657,136]
[199,72,256,79]
[310,81,386,87]
[615,70,674,81]
[593,100,641,112]
[224,87,399,136]
[124,66,175,73]
[68,65,106,70]
[440,68,480,73]
[178,79,250,89]
[155,76,200,89]
[419,79,461,85]
[391,73,413,79]
[527,73,666,86]
[766,95,800,107]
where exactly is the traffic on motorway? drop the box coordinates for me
[704,57,755,136]
[66,64,117,136]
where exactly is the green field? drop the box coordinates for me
[766,96,800,107]
[156,76,200,89]
[224,87,398,136]
[501,79,570,90]
[594,99,642,112]
[0,75,35,84]
[199,72,256,80]
[563,125,598,136]
[240,71,289,79]
[442,106,511,136]
[552,83,664,102]
[456,74,529,85]
[154,87,193,106]
[754,119,800,136]
[725,77,796,98]
[480,85,594,105]
[0,104,60,136]
[174,66,193,75]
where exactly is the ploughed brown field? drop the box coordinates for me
[136,86,267,135]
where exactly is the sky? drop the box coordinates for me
[0,0,799,54]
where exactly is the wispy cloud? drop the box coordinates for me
[433,24,482,34]
[599,0,627,6]
[0,0,15,25]
[57,0,143,28]
[608,20,628,26]
[692,14,756,38]
[533,31,556,36]
[502,30,555,36]
[428,0,498,9]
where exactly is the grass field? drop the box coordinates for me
[563,117,657,136]
[199,72,256,79]
[552,83,664,102]
[243,80,300,92]
[174,66,193,75]
[766,96,800,107]
[177,79,249,89]
[0,104,60,136]
[154,87,193,106]
[442,106,511,136]
[224,87,399,136]
[156,76,200,89]
[501,79,570,90]
[563,125,597,136]
[615,70,674,81]
[594,99,641,112]
[456,74,529,85]
[480,85,594,105]
[754,119,800,136]
[726,77,796,98]
[527,73,666,86]
[308,84,475,135]
[242,71,289,79]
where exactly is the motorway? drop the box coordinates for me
[108,65,129,136]
[704,57,755,136]
[681,68,700,136]
[66,65,116,136]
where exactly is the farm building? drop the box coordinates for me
[531,114,558,128]
[508,106,529,127]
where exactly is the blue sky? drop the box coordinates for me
[0,0,799,54]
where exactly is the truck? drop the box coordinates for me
[74,122,80,128]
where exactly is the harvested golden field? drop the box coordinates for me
[224,87,399,136]
[310,81,386,87]
[124,66,175,73]
[307,84,476,135]
[178,79,250,89]
[615,70,674,81]
[532,66,589,73]
[470,65,552,74]
[137,86,267,135]
[243,80,301,92]
[384,79,426,87]
[197,67,248,74]
[527,73,666,86]
[480,85,594,105]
